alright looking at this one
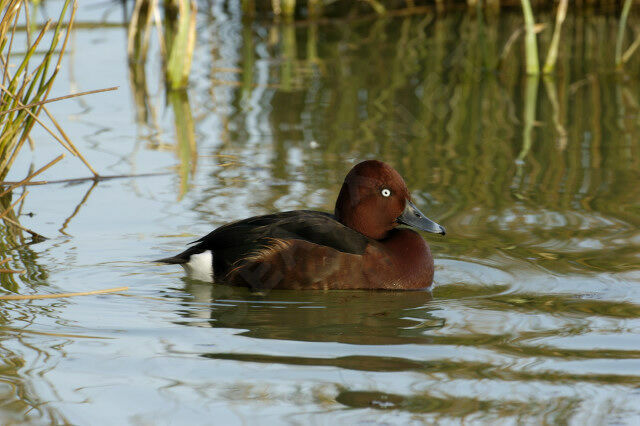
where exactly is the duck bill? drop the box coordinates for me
[397,200,446,235]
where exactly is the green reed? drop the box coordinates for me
[128,0,197,90]
[520,0,539,74]
[0,0,73,176]
[0,0,116,281]
[237,0,638,74]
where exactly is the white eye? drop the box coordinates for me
[381,188,391,197]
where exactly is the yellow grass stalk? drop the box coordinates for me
[542,0,568,74]
[0,286,129,300]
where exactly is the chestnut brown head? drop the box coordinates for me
[334,160,445,240]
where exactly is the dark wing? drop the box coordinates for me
[163,210,370,272]
[197,210,369,254]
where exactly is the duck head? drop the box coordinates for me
[335,160,446,240]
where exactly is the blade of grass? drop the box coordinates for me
[615,0,632,68]
[15,0,74,144]
[0,190,28,220]
[0,86,118,115]
[1,214,45,240]
[622,30,640,65]
[2,0,21,87]
[43,106,98,176]
[6,19,52,103]
[542,0,567,74]
[0,286,129,300]
[36,0,72,95]
[0,82,75,153]
[0,153,64,197]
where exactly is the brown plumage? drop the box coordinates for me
[156,160,445,291]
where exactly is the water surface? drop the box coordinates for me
[1,2,639,424]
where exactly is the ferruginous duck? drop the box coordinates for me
[157,160,445,290]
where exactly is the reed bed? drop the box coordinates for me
[0,0,117,294]
[0,0,114,198]
[204,7,640,270]
[0,0,77,273]
[242,0,638,19]
[236,0,639,73]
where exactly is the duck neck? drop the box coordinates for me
[380,229,433,287]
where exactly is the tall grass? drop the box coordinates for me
[233,0,639,74]
[0,0,75,177]
[0,0,114,278]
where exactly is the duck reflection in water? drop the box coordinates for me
[179,279,441,346]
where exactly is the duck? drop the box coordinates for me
[156,160,445,291]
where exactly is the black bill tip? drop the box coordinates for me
[398,200,445,236]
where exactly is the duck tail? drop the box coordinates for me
[154,255,188,264]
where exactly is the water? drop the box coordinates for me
[1,2,639,424]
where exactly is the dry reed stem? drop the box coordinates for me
[0,83,75,153]
[153,3,166,57]
[499,24,545,68]
[3,1,21,87]
[500,27,524,63]
[0,86,118,116]
[0,153,64,197]
[43,106,98,176]
[0,171,169,186]
[0,258,11,266]
[2,327,108,339]
[22,0,30,51]
[0,286,129,300]
[543,0,568,74]
[1,214,45,239]
[0,190,28,220]
[615,0,633,68]
[622,31,640,64]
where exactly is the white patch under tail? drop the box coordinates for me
[182,250,214,282]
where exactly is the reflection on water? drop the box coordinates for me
[180,280,437,344]
[1,2,640,424]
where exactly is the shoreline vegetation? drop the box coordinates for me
[0,0,123,296]
[243,0,639,74]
